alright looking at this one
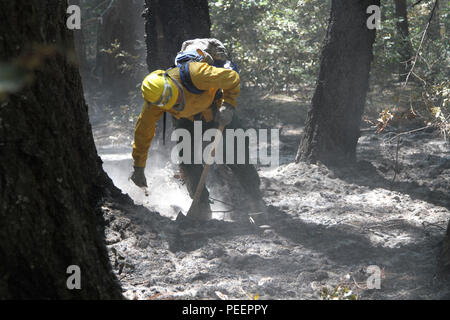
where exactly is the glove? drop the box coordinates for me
[215,102,234,127]
[130,166,147,188]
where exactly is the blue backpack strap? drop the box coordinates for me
[174,50,239,95]
[178,61,205,94]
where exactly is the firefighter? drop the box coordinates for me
[131,39,263,220]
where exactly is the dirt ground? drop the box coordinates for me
[89,88,450,300]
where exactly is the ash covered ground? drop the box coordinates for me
[89,89,450,300]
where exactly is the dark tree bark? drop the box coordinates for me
[296,0,379,166]
[0,1,123,299]
[74,27,88,73]
[70,0,88,75]
[143,0,211,71]
[394,0,413,82]
[442,221,450,270]
[428,0,441,41]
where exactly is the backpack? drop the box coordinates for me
[173,39,239,95]
[179,38,228,63]
[174,49,208,94]
[161,40,239,145]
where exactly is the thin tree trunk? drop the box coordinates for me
[70,0,88,75]
[95,0,142,89]
[442,221,450,270]
[143,0,211,71]
[296,0,379,166]
[0,1,123,299]
[74,27,88,73]
[394,0,413,82]
[429,0,441,41]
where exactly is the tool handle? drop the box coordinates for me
[191,124,225,204]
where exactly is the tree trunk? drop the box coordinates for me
[95,0,142,89]
[143,0,211,71]
[394,0,413,82]
[442,221,450,270]
[296,0,379,166]
[70,0,89,75]
[429,0,441,41]
[0,1,123,299]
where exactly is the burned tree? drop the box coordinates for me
[95,0,143,90]
[394,0,413,82]
[442,222,450,270]
[0,1,122,298]
[143,0,211,71]
[296,0,379,166]
[69,0,88,75]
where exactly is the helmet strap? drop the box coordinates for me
[153,73,173,107]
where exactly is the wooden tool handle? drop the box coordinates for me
[190,124,225,209]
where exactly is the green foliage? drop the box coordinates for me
[371,0,449,135]
[210,0,449,136]
[423,80,449,137]
[372,1,449,83]
[101,39,142,78]
[210,0,330,92]
[321,285,358,300]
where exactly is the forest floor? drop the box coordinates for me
[88,87,450,300]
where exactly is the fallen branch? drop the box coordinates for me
[410,0,426,9]
[385,125,432,143]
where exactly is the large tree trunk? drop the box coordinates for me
[0,1,123,299]
[143,0,211,71]
[296,0,379,166]
[394,0,413,82]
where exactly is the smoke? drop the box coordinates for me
[90,104,241,221]
[98,142,235,221]
[100,148,191,220]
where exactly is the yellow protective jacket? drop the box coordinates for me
[132,62,240,168]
